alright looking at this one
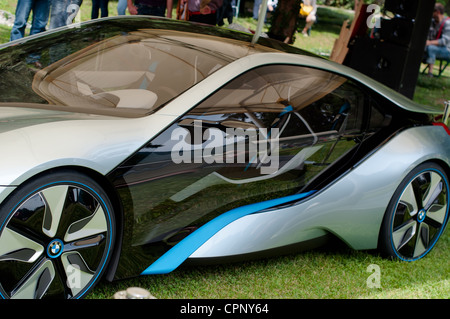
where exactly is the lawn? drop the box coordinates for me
[0,1,448,300]
[90,234,450,299]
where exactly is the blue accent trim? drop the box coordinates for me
[141,191,315,275]
[47,239,64,259]
[279,105,293,116]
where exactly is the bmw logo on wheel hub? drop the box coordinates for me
[47,239,64,258]
[417,209,426,223]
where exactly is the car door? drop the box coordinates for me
[108,63,389,276]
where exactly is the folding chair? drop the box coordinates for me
[422,58,450,77]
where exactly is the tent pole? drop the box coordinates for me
[251,0,268,45]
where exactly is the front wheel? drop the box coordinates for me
[379,162,449,261]
[0,170,115,299]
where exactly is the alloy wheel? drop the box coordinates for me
[389,168,449,260]
[0,180,114,299]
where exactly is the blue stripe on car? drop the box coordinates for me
[141,191,315,275]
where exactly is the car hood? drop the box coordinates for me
[0,106,113,134]
[0,105,178,187]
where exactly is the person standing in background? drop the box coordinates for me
[177,0,222,25]
[48,0,83,29]
[300,0,317,37]
[117,0,128,14]
[10,0,50,40]
[127,0,172,18]
[424,3,450,76]
[252,0,261,20]
[216,0,233,26]
[91,0,109,19]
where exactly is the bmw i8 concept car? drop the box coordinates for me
[0,17,449,299]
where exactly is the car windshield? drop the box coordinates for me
[0,18,279,117]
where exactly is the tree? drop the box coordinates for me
[267,0,302,44]
[267,0,449,45]
[445,0,450,15]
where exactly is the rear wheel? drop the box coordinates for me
[0,170,115,299]
[379,163,449,261]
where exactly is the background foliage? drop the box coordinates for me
[318,0,450,13]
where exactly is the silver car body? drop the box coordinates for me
[0,50,448,268]
[190,126,450,256]
[0,52,443,189]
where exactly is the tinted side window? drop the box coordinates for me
[0,27,235,117]
[112,64,387,247]
[182,65,366,181]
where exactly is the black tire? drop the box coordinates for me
[0,170,115,299]
[379,162,449,261]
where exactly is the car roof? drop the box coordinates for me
[1,16,316,56]
[0,17,318,117]
[0,16,444,117]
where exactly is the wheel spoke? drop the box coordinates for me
[427,203,447,225]
[392,219,417,251]
[11,259,55,299]
[64,205,108,242]
[399,183,419,217]
[41,186,69,238]
[413,223,430,258]
[423,173,443,210]
[61,252,95,297]
[0,227,44,262]
[65,235,105,253]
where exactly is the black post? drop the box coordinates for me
[345,0,436,99]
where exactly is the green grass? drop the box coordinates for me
[0,0,15,13]
[90,231,449,299]
[293,6,354,56]
[0,2,449,300]
[0,24,9,43]
[414,67,450,108]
